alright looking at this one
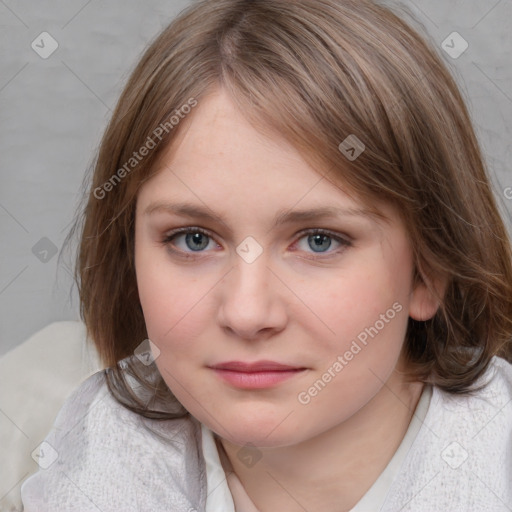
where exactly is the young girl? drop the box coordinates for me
[21,0,512,510]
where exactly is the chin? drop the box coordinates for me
[223,430,295,449]
[210,414,306,449]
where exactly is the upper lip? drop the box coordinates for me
[209,360,305,372]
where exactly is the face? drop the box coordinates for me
[134,88,438,448]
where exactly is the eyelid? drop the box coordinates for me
[162,226,217,243]
[295,227,352,244]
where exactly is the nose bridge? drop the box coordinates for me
[230,247,271,300]
[217,245,285,337]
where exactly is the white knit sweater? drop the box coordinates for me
[21,356,512,511]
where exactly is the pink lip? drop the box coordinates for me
[208,360,307,389]
[210,360,303,372]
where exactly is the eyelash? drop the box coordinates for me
[160,226,352,260]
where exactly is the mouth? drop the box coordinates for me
[208,360,308,389]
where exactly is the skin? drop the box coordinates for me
[134,87,441,511]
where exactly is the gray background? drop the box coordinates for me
[1,0,511,356]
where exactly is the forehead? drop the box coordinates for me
[136,88,393,230]
[154,89,313,181]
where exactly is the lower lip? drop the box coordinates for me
[211,368,306,389]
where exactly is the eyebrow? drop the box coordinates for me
[143,201,383,229]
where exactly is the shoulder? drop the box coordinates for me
[21,369,207,512]
[382,356,512,512]
[433,356,512,429]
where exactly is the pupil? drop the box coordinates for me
[309,234,331,252]
[186,232,208,251]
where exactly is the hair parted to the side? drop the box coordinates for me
[63,0,512,419]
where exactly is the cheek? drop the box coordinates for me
[296,276,409,425]
[301,250,412,391]
[135,244,207,354]
[137,260,210,406]
[307,260,409,349]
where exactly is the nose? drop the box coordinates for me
[217,253,287,341]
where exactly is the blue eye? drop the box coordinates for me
[162,227,216,254]
[300,232,338,253]
[292,229,351,257]
[161,227,351,259]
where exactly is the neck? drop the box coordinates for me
[218,372,425,512]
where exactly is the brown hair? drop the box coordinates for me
[64,0,512,418]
